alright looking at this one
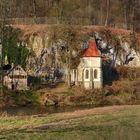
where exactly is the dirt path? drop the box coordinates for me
[27,105,139,131]
[1,105,139,133]
[52,105,137,118]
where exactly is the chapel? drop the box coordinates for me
[71,38,103,90]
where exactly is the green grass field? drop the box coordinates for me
[0,105,140,140]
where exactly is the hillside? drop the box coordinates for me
[1,0,140,32]
[16,24,140,45]
[16,24,139,36]
[12,25,140,76]
[0,1,140,140]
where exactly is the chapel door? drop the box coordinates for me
[83,68,93,90]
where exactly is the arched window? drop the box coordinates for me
[94,69,98,79]
[85,69,89,79]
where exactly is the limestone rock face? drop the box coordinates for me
[127,52,140,67]
[26,33,64,76]
[95,33,140,68]
[24,29,140,76]
[26,34,51,75]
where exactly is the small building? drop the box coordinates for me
[71,38,103,90]
[4,65,28,90]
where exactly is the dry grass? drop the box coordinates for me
[13,25,140,43]
[1,105,140,140]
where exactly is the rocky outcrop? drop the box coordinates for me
[16,25,140,76]
[95,32,140,68]
[127,51,140,67]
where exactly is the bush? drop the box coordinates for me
[10,90,40,106]
[116,66,140,80]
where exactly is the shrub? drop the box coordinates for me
[116,66,140,80]
[10,90,40,106]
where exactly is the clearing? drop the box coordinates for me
[0,105,140,140]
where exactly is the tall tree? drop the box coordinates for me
[0,0,10,95]
[48,25,82,88]
[32,0,37,23]
[100,0,103,25]
[105,0,110,26]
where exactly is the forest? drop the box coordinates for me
[0,1,140,139]
[0,0,139,32]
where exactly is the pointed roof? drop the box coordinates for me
[83,39,100,57]
[8,65,27,76]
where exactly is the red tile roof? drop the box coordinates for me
[83,39,100,57]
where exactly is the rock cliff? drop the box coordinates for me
[15,25,140,75]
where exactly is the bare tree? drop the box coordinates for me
[100,0,103,25]
[32,0,37,23]
[105,0,110,26]
[0,0,10,95]
[48,25,82,88]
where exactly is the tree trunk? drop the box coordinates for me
[100,0,103,25]
[0,44,3,96]
[0,0,8,96]
[65,46,72,88]
[124,6,128,29]
[67,50,71,88]
[132,2,136,32]
[105,0,110,26]
[67,67,71,88]
[33,0,37,23]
